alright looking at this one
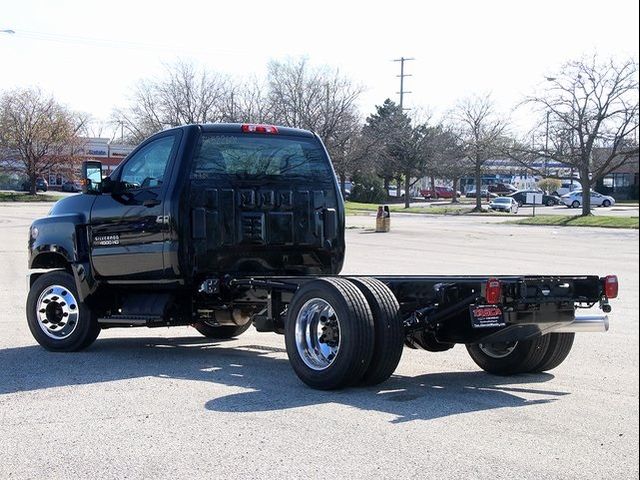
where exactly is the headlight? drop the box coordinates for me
[30,226,39,240]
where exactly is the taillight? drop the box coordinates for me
[604,275,618,299]
[241,124,279,134]
[485,278,502,304]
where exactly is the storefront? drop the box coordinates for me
[46,137,134,189]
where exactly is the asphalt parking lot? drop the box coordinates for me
[0,204,638,479]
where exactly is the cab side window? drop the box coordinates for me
[120,135,176,190]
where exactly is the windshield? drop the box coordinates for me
[494,198,511,203]
[191,133,332,181]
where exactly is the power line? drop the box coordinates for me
[1,28,247,57]
[393,57,414,111]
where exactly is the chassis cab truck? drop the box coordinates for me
[26,124,618,390]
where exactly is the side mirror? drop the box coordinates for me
[82,161,103,193]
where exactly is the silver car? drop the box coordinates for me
[561,190,616,208]
[489,197,519,213]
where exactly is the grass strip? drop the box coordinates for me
[508,215,638,229]
[0,192,60,202]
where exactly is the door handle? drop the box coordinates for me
[143,198,161,207]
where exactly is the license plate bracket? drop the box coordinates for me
[470,304,506,328]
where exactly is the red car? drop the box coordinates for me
[420,186,461,199]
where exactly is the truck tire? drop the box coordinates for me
[284,278,375,390]
[348,277,404,386]
[192,321,252,339]
[466,335,551,375]
[531,333,575,372]
[26,271,100,352]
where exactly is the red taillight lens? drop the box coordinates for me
[604,275,618,299]
[485,278,502,304]
[241,124,279,134]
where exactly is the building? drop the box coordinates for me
[596,155,639,200]
[45,137,134,189]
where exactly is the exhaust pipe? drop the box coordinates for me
[553,315,609,333]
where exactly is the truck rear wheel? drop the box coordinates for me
[26,271,100,352]
[348,277,404,386]
[466,335,551,375]
[531,333,575,372]
[193,321,252,339]
[284,278,374,390]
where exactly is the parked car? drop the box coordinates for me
[552,180,583,197]
[387,187,405,198]
[488,183,518,196]
[465,188,498,199]
[62,181,82,193]
[420,186,461,199]
[489,197,519,213]
[21,177,48,192]
[509,190,561,207]
[561,190,615,208]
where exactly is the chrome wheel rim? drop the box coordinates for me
[36,285,79,340]
[295,298,341,371]
[479,341,518,359]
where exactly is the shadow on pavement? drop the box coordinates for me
[0,335,568,423]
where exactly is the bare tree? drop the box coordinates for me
[114,60,231,143]
[222,76,273,124]
[452,94,509,211]
[524,57,639,215]
[0,88,85,194]
[267,58,364,151]
[432,128,469,203]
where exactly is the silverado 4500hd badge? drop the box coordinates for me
[93,234,120,246]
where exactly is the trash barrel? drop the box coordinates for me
[383,206,391,231]
[376,205,391,232]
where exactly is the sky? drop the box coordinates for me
[1,0,638,137]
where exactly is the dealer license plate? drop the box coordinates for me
[470,305,506,328]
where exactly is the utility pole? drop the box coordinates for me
[544,110,550,175]
[393,57,414,110]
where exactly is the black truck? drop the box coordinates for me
[26,123,618,390]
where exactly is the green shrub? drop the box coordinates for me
[349,176,387,203]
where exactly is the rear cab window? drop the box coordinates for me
[190,133,334,184]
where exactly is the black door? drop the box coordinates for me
[89,132,180,282]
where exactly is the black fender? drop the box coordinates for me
[28,213,97,301]
[29,213,86,268]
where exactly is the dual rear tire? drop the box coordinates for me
[284,277,404,390]
[192,321,252,339]
[466,332,575,375]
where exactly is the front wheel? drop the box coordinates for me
[572,200,580,208]
[466,335,551,375]
[26,271,100,351]
[602,200,611,207]
[546,198,555,206]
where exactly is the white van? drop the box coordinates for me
[552,180,583,197]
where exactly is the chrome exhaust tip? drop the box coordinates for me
[553,315,609,333]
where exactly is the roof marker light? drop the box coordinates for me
[241,124,279,134]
